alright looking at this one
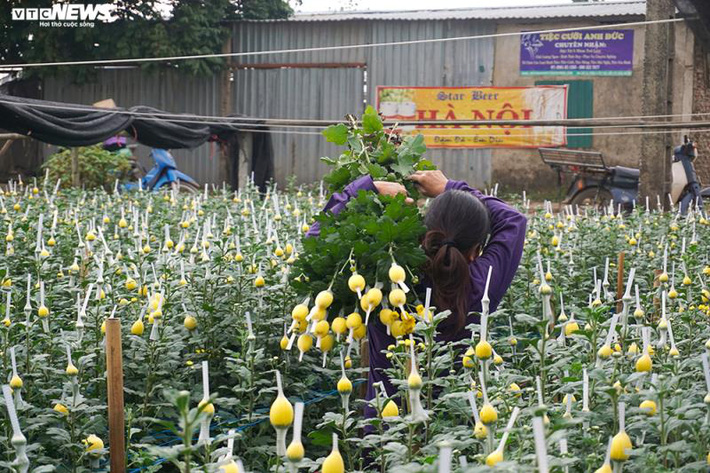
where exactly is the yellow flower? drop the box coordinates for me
[84,434,104,453]
[479,403,497,424]
[475,340,492,360]
[381,400,399,418]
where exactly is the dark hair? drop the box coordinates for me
[422,190,490,331]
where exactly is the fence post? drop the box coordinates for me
[106,318,126,472]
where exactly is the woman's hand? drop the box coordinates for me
[374,181,413,204]
[408,170,448,198]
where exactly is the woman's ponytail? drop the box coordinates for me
[422,230,471,330]
[422,190,490,331]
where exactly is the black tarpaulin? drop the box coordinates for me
[0,94,261,148]
[251,131,274,194]
[0,94,275,189]
[0,95,133,147]
[128,106,211,149]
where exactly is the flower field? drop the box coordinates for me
[1,173,710,473]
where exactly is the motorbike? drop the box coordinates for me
[539,137,710,212]
[670,137,710,213]
[103,136,199,192]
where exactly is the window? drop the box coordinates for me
[535,80,594,148]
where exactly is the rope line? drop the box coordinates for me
[233,127,710,139]
[0,18,683,69]
[1,98,708,133]
[2,95,708,125]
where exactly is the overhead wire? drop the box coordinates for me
[3,96,709,140]
[3,94,709,124]
[234,127,710,139]
[1,98,709,131]
[112,114,710,131]
[0,17,683,69]
[0,15,698,140]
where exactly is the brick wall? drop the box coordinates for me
[693,43,710,185]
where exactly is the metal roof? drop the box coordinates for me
[283,1,646,22]
[675,0,710,51]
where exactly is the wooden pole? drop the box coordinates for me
[71,148,80,188]
[106,318,126,472]
[616,252,625,313]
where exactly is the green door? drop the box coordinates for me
[535,80,594,149]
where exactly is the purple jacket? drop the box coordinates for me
[306,175,527,409]
[305,175,377,239]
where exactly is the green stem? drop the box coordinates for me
[406,423,415,463]
[425,331,434,410]
[142,343,157,419]
[247,347,256,423]
[659,390,666,446]
[539,331,547,398]
[182,408,192,473]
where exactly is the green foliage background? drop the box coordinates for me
[43,145,133,190]
[0,0,295,82]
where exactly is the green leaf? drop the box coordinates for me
[365,163,387,179]
[397,134,426,159]
[415,159,437,171]
[515,314,540,325]
[373,141,396,165]
[347,136,364,155]
[322,124,349,145]
[308,429,335,447]
[362,106,384,134]
[390,152,419,177]
[323,166,352,191]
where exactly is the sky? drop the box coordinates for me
[292,0,572,13]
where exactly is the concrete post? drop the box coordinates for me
[639,0,676,206]
[238,132,253,189]
[220,36,233,188]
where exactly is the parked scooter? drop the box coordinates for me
[671,137,710,213]
[539,137,710,212]
[103,136,199,192]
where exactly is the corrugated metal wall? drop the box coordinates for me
[43,69,221,184]
[42,19,495,187]
[232,21,369,65]
[231,19,495,187]
[233,67,364,184]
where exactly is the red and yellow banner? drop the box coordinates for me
[376,86,568,149]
